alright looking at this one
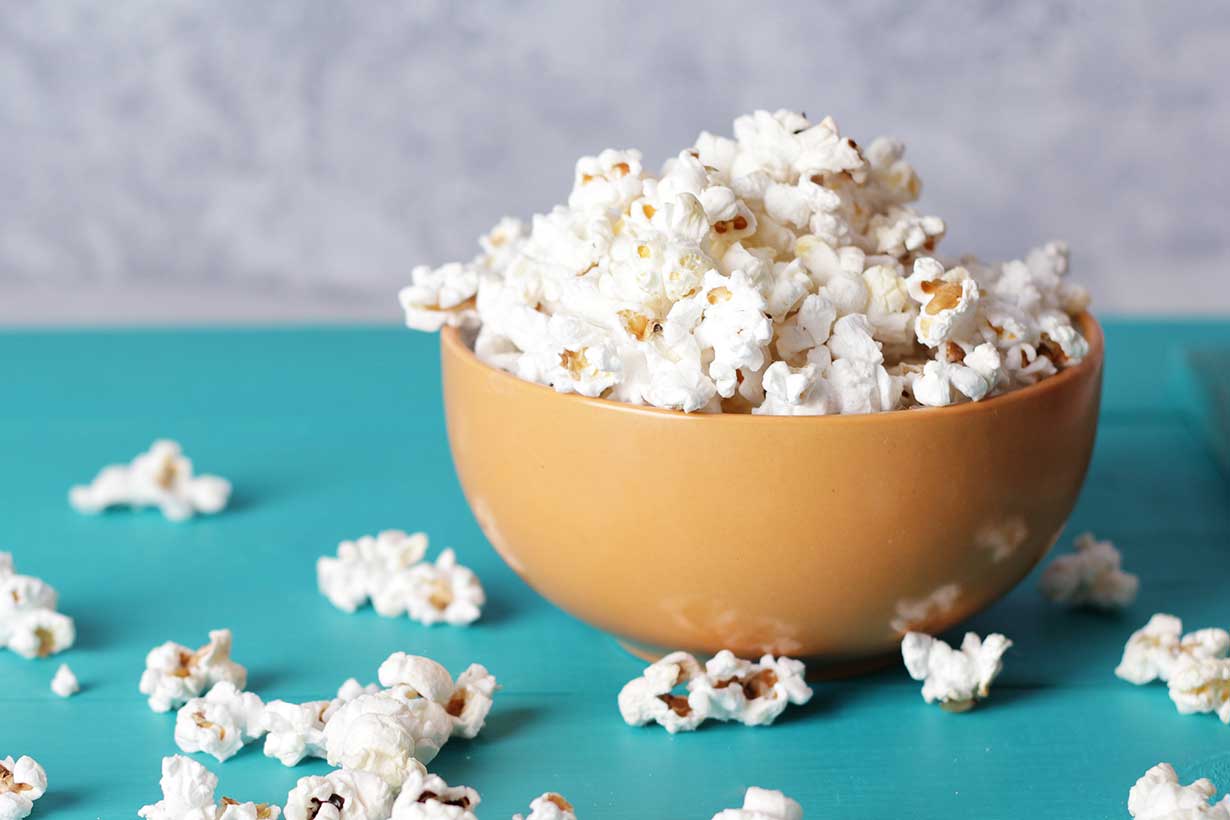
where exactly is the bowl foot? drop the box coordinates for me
[615,638,899,680]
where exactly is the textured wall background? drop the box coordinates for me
[1,0,1227,324]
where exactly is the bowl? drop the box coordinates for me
[440,314,1103,673]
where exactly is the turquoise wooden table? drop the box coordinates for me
[2,319,1229,819]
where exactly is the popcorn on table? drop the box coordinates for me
[321,693,441,788]
[390,768,480,820]
[901,631,1012,711]
[512,793,576,820]
[50,664,79,698]
[618,650,812,732]
[283,769,394,820]
[175,682,267,762]
[0,756,46,820]
[317,532,484,627]
[0,552,76,659]
[711,788,802,820]
[1039,532,1138,609]
[1168,656,1230,724]
[140,629,248,713]
[1128,763,1230,819]
[1115,614,1230,686]
[400,110,1090,415]
[138,755,278,820]
[261,699,331,767]
[69,439,231,522]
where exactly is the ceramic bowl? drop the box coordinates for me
[440,314,1103,673]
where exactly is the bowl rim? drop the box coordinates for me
[441,312,1103,425]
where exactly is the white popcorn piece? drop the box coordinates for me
[1115,614,1230,686]
[617,650,709,733]
[322,693,444,788]
[138,755,278,820]
[377,653,455,704]
[317,530,430,615]
[399,263,480,332]
[283,769,395,820]
[1039,532,1139,610]
[753,362,832,416]
[444,663,498,740]
[0,756,47,820]
[0,552,76,660]
[140,629,248,713]
[390,769,480,820]
[711,787,802,820]
[1168,656,1230,723]
[50,663,79,698]
[1128,763,1230,819]
[907,258,979,348]
[69,440,231,522]
[261,699,331,767]
[901,631,1012,711]
[689,651,814,726]
[512,793,576,820]
[398,550,486,627]
[175,682,267,762]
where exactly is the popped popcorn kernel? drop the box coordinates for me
[322,693,440,787]
[1039,532,1138,609]
[0,552,76,660]
[139,628,248,713]
[711,787,802,820]
[1116,614,1230,686]
[513,793,576,820]
[1128,763,1230,819]
[901,631,1012,711]
[283,768,395,820]
[617,650,708,733]
[174,682,266,762]
[69,440,230,521]
[0,756,47,820]
[50,663,79,698]
[138,755,278,820]
[1168,656,1230,723]
[261,699,331,767]
[390,769,480,820]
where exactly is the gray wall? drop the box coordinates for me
[1,0,1227,323]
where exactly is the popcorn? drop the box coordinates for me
[1039,532,1139,609]
[901,631,1012,711]
[0,552,76,659]
[711,788,802,820]
[401,111,1091,415]
[1168,656,1230,723]
[390,769,480,820]
[322,693,442,787]
[513,794,576,820]
[689,651,814,726]
[444,664,498,739]
[0,756,46,820]
[1128,763,1230,819]
[261,700,331,767]
[69,440,231,521]
[317,533,483,627]
[1115,614,1230,686]
[140,629,248,713]
[283,770,395,820]
[175,682,267,762]
[138,755,278,820]
[619,650,812,731]
[50,663,79,698]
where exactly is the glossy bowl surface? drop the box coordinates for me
[440,315,1104,670]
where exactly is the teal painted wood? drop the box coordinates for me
[1,319,1228,819]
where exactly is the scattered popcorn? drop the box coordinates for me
[619,650,812,732]
[140,629,248,713]
[711,787,802,820]
[445,663,498,739]
[1115,614,1230,686]
[50,664,79,698]
[0,552,76,659]
[512,793,576,820]
[322,693,441,788]
[390,769,480,820]
[1168,656,1230,723]
[318,533,484,627]
[175,682,267,762]
[402,110,1090,414]
[69,440,231,521]
[0,756,46,820]
[1128,763,1230,819]
[138,755,278,820]
[1039,532,1138,609]
[261,700,331,767]
[284,769,395,820]
[901,631,1012,711]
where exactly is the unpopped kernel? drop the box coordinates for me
[1115,614,1230,686]
[283,769,395,820]
[174,682,267,762]
[139,629,248,713]
[711,788,802,820]
[0,755,46,820]
[401,110,1090,415]
[0,552,76,660]
[69,440,231,521]
[50,664,79,698]
[137,755,279,820]
[901,631,1012,711]
[1039,532,1138,609]
[1128,763,1230,819]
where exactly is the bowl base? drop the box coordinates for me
[615,638,899,681]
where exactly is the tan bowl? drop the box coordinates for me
[441,314,1103,672]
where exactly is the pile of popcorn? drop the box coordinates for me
[69,440,231,522]
[400,110,1090,415]
[317,531,485,627]
[0,552,75,659]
